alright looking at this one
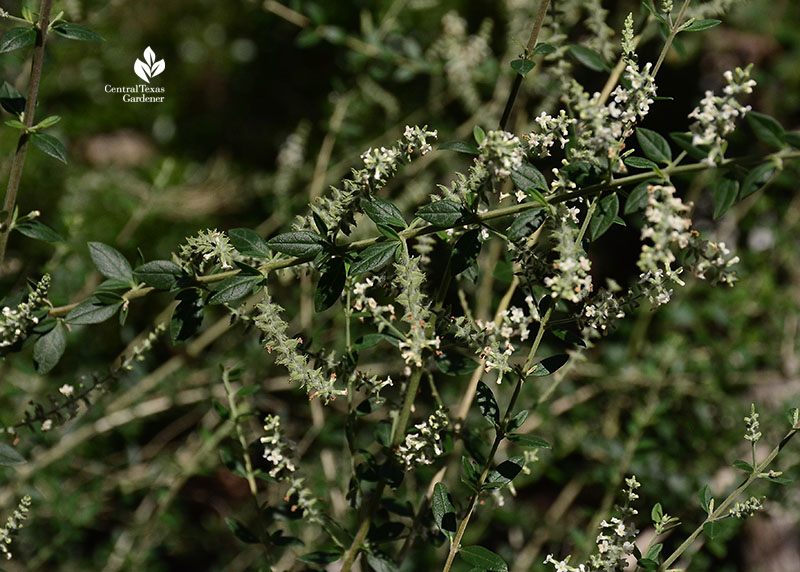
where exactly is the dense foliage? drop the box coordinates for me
[0,1,799,571]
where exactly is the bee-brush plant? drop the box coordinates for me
[0,0,798,570]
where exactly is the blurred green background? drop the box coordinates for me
[0,0,799,570]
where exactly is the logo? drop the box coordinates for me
[104,46,166,103]
[134,47,165,84]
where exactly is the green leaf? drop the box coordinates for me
[228,228,271,258]
[567,44,609,71]
[485,456,525,489]
[208,274,264,305]
[30,132,67,163]
[351,242,399,275]
[0,81,25,115]
[508,209,545,242]
[787,407,799,428]
[785,131,800,149]
[589,193,619,241]
[740,163,775,199]
[732,460,753,472]
[52,22,104,42]
[528,354,569,377]
[134,260,183,290]
[363,197,406,228]
[511,162,547,193]
[35,115,61,130]
[476,381,500,425]
[747,111,785,149]
[459,545,508,572]
[14,219,63,242]
[297,551,342,565]
[670,132,708,161]
[624,155,658,170]
[267,231,327,257]
[698,484,713,514]
[235,385,259,397]
[416,200,466,227]
[651,503,663,522]
[0,28,36,54]
[532,42,556,55]
[439,140,480,154]
[0,443,25,466]
[33,321,66,374]
[511,58,535,76]
[365,552,399,572]
[65,296,122,325]
[225,518,259,543]
[451,229,482,276]
[314,257,346,312]
[635,127,672,165]
[88,242,133,282]
[712,178,739,219]
[434,351,479,376]
[638,558,659,570]
[375,223,401,240]
[462,456,480,486]
[171,289,204,344]
[644,543,663,561]
[507,409,528,432]
[473,125,486,145]
[703,520,725,540]
[640,0,667,24]
[681,18,722,32]
[353,332,400,350]
[624,180,657,214]
[432,482,457,538]
[4,119,26,130]
[507,433,551,449]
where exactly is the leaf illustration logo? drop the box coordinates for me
[134,46,165,83]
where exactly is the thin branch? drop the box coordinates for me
[0,0,54,268]
[499,0,551,130]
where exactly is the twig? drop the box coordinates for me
[0,0,54,268]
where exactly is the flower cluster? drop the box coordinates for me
[452,295,540,381]
[524,110,575,158]
[120,322,167,370]
[284,476,323,521]
[688,238,739,286]
[744,403,761,443]
[297,126,437,237]
[545,476,641,572]
[254,293,345,402]
[427,11,492,112]
[396,407,449,470]
[566,62,656,167]
[545,206,593,303]
[582,285,626,337]
[353,373,393,404]
[178,228,237,272]
[689,65,756,165]
[436,161,489,203]
[360,146,401,183]
[0,274,49,351]
[261,414,297,479]
[637,185,694,276]
[403,125,438,156]
[479,130,524,179]
[729,496,765,519]
[352,276,397,329]
[394,255,435,368]
[0,496,31,560]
